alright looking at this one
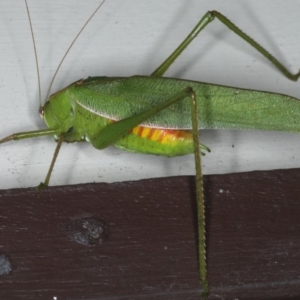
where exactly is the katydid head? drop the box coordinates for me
[41,89,74,134]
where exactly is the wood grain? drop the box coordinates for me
[0,168,300,299]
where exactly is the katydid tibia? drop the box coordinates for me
[1,1,300,299]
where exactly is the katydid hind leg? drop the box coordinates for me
[89,86,209,295]
[151,11,299,81]
[189,88,209,298]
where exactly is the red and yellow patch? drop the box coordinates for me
[130,125,192,145]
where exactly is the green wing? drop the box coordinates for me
[69,75,300,133]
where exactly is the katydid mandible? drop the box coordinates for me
[1,1,300,299]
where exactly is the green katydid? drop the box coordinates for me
[1,0,300,298]
[1,0,300,190]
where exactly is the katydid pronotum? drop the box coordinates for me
[0,0,300,298]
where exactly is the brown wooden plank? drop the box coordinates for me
[0,168,300,299]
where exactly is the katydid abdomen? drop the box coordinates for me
[42,75,300,158]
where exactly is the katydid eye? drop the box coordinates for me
[39,106,45,118]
